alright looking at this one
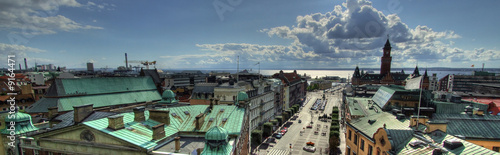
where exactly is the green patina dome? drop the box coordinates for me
[4,112,31,122]
[237,91,248,101]
[205,126,228,141]
[162,90,176,99]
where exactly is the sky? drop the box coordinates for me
[1,0,499,70]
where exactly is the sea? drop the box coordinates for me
[169,68,500,80]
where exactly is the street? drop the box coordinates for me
[260,85,344,155]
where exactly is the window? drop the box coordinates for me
[368,145,373,155]
[360,139,365,151]
[493,147,500,152]
[348,130,352,140]
[34,150,39,155]
[347,147,351,155]
[354,134,358,145]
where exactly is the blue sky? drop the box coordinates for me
[1,0,499,70]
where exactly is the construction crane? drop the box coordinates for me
[126,60,157,69]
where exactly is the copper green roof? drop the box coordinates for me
[432,113,500,140]
[397,133,500,155]
[83,105,245,150]
[434,101,488,114]
[1,112,39,135]
[347,112,410,139]
[158,90,178,104]
[200,143,233,155]
[205,126,228,141]
[26,77,162,113]
[162,90,176,99]
[237,91,248,101]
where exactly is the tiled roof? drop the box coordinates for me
[83,105,245,150]
[432,113,500,139]
[397,132,499,155]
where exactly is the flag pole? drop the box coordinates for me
[416,75,424,130]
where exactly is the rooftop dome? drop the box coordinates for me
[4,112,31,122]
[162,90,176,99]
[237,91,248,101]
[205,126,228,141]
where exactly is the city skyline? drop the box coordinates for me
[1,0,500,70]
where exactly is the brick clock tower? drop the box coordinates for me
[380,39,392,76]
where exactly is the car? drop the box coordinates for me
[303,146,316,152]
[306,125,313,128]
[298,119,302,123]
[275,133,283,139]
[281,130,287,135]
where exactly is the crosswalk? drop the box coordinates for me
[267,148,290,155]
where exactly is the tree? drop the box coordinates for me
[275,116,283,126]
[271,119,279,126]
[329,131,340,154]
[251,130,263,146]
[263,122,273,138]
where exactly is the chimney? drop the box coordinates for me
[73,104,94,124]
[152,123,165,140]
[209,98,214,111]
[215,98,219,105]
[125,53,128,70]
[149,109,170,125]
[195,113,205,130]
[107,115,124,130]
[476,110,484,116]
[133,106,146,122]
[24,58,28,71]
[174,137,181,153]
[48,107,58,119]
[426,121,448,133]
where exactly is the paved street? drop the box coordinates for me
[259,85,345,155]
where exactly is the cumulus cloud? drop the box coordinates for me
[167,0,499,68]
[0,43,55,68]
[0,0,103,35]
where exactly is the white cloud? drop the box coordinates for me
[166,0,499,68]
[0,0,103,35]
[0,43,55,68]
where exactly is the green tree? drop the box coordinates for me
[263,122,273,138]
[251,130,263,146]
[329,131,340,153]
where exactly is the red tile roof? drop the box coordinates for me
[463,97,500,115]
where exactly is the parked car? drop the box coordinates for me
[306,125,313,128]
[275,133,283,139]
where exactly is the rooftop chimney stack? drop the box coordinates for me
[107,115,125,130]
[24,58,28,71]
[133,106,146,122]
[195,113,205,130]
[125,53,128,71]
[48,107,58,119]
[149,109,170,125]
[152,123,165,140]
[174,137,181,153]
[73,104,94,124]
